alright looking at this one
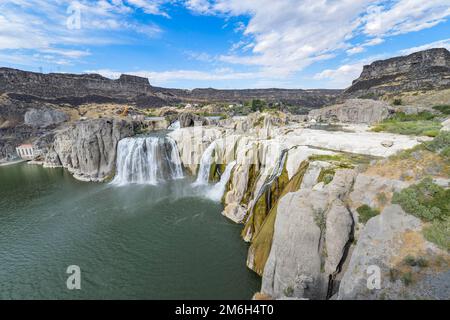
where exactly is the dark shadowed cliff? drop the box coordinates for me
[344,48,450,98]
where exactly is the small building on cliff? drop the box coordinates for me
[16,144,34,160]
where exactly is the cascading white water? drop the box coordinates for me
[168,120,180,130]
[206,161,236,202]
[166,137,184,180]
[112,136,183,186]
[192,141,216,186]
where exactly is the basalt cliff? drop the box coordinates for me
[344,48,450,98]
[0,67,340,109]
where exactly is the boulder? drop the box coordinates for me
[308,99,393,124]
[24,108,69,128]
[178,112,208,127]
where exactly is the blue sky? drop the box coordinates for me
[0,0,449,89]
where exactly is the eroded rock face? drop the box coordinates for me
[51,118,134,181]
[344,48,450,98]
[261,169,357,300]
[24,108,69,128]
[349,174,410,211]
[337,205,423,300]
[308,99,392,124]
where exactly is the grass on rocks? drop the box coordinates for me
[368,131,450,180]
[371,111,442,137]
[423,218,450,251]
[392,177,450,251]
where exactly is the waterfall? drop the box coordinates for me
[168,120,180,130]
[112,136,183,186]
[206,161,236,202]
[192,141,216,186]
[248,149,288,215]
[166,137,184,180]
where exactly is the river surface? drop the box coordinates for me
[0,163,259,299]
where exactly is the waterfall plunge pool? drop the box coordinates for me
[0,160,259,299]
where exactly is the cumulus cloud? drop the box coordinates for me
[186,0,450,77]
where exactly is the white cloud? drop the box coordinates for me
[314,54,390,88]
[186,0,449,77]
[40,48,91,59]
[363,0,450,37]
[346,37,384,55]
[314,63,365,88]
[346,46,365,55]
[0,0,166,58]
[126,0,171,17]
[399,38,450,55]
[364,37,384,46]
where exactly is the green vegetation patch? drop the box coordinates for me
[423,217,450,251]
[392,177,449,222]
[423,131,450,161]
[433,105,450,115]
[356,205,380,224]
[393,177,449,250]
[371,112,441,137]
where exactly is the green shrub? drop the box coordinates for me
[423,217,450,251]
[422,129,440,137]
[392,177,450,222]
[393,99,402,106]
[390,111,436,121]
[284,286,294,297]
[433,105,450,115]
[356,205,380,224]
[322,173,334,185]
[250,99,267,112]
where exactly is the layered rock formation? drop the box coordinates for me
[308,99,393,124]
[36,118,135,181]
[344,48,450,98]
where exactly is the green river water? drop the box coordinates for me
[0,163,259,299]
